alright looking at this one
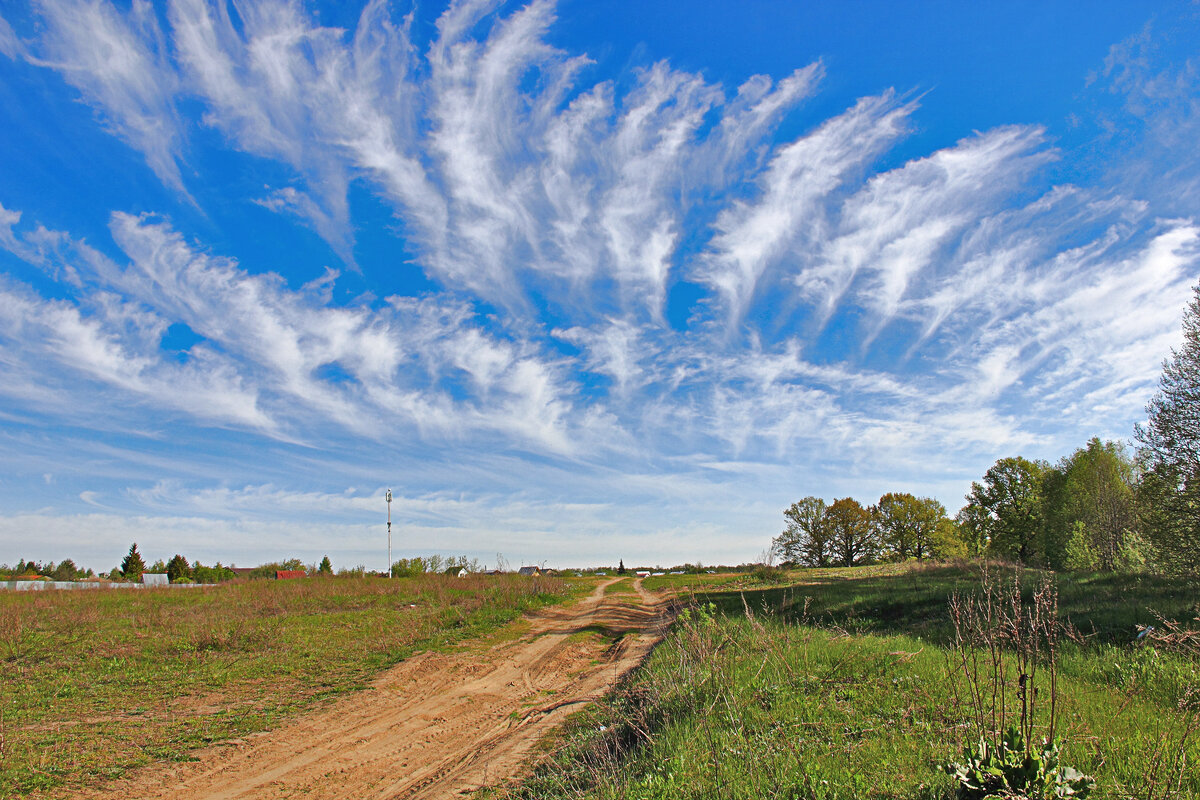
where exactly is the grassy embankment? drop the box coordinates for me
[0,572,577,798]
[501,564,1200,800]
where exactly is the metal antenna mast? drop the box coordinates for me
[386,489,392,579]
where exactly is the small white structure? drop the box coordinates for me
[142,573,169,586]
[635,570,650,578]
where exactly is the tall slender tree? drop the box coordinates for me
[121,543,146,582]
[1136,283,1200,573]
[1042,438,1137,570]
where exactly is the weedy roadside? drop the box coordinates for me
[488,564,1199,800]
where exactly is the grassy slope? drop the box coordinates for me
[504,565,1200,800]
[0,573,578,798]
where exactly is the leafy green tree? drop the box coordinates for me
[50,559,81,581]
[121,543,146,582]
[318,555,333,575]
[1042,438,1137,571]
[954,502,990,557]
[874,493,948,562]
[962,457,1047,563]
[1062,521,1096,571]
[190,560,235,583]
[826,497,876,567]
[772,497,831,567]
[391,557,427,577]
[930,517,969,560]
[1113,529,1153,573]
[1137,283,1200,468]
[1135,283,1200,573]
[166,554,192,583]
[13,559,46,577]
[1136,460,1198,574]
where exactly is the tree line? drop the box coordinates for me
[0,558,94,581]
[774,283,1200,576]
[771,492,964,568]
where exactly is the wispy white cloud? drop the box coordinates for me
[28,0,187,193]
[22,0,826,316]
[814,125,1055,335]
[0,202,581,453]
[0,13,26,60]
[702,92,916,324]
[1090,18,1200,214]
[0,278,273,429]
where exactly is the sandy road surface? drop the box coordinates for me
[83,578,668,799]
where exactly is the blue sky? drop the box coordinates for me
[1,1,1199,572]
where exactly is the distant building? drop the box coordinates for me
[635,570,650,578]
[275,570,307,580]
[517,566,541,576]
[141,573,169,586]
[444,566,469,577]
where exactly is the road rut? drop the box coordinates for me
[85,578,667,799]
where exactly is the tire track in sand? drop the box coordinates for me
[81,578,669,799]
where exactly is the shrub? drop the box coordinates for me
[1063,522,1096,571]
[751,564,786,583]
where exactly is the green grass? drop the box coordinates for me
[496,564,1200,800]
[0,573,579,798]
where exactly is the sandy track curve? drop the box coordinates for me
[83,578,668,799]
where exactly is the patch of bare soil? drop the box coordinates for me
[79,579,667,799]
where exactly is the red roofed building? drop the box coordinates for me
[275,570,307,580]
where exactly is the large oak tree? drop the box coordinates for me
[827,497,876,567]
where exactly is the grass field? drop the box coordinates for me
[0,573,575,798]
[505,564,1200,800]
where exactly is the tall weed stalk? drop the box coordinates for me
[944,566,1093,799]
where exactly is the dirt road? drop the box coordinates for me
[86,578,667,799]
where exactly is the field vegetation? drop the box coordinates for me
[502,563,1200,799]
[0,571,573,798]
